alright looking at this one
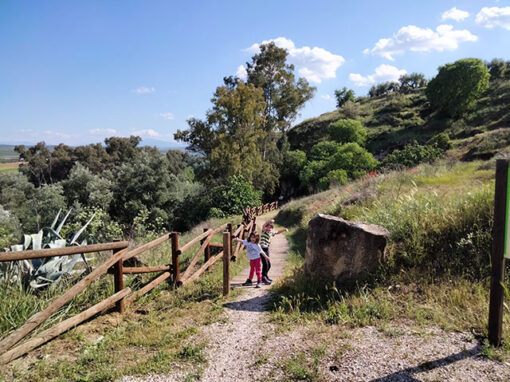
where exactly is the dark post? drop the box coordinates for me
[171,232,181,286]
[113,248,125,314]
[227,223,234,261]
[202,228,211,270]
[223,231,231,296]
[489,159,508,346]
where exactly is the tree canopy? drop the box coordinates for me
[426,58,490,117]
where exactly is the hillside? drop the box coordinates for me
[288,78,510,160]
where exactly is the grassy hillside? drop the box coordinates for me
[0,146,19,163]
[272,159,509,360]
[288,78,510,160]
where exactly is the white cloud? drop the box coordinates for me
[349,64,407,87]
[89,128,117,135]
[321,94,332,100]
[245,37,345,83]
[133,86,156,94]
[132,129,160,138]
[441,7,469,22]
[476,7,510,30]
[236,65,248,81]
[364,24,477,60]
[159,113,175,120]
[43,130,72,139]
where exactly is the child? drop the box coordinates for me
[233,232,270,288]
[260,220,288,284]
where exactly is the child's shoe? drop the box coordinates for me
[262,277,272,285]
[242,279,253,286]
[255,282,262,288]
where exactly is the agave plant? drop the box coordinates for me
[1,209,97,289]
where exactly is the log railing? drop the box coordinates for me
[0,200,278,363]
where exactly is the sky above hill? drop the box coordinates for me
[1,0,509,146]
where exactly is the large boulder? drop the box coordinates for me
[304,214,389,284]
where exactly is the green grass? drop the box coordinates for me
[270,160,510,360]
[0,214,250,381]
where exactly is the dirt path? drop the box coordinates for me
[197,211,288,381]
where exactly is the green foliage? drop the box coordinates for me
[398,72,427,93]
[327,169,348,186]
[308,141,340,161]
[209,175,261,216]
[327,142,378,178]
[381,142,444,170]
[427,132,452,151]
[0,205,20,249]
[329,119,367,146]
[334,87,355,109]
[426,58,490,117]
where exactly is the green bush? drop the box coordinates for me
[209,175,261,216]
[382,142,444,170]
[427,132,452,151]
[329,119,367,146]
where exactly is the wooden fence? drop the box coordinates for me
[0,201,278,364]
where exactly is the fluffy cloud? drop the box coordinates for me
[476,7,510,30]
[364,24,477,60]
[132,129,160,138]
[89,128,117,135]
[349,64,407,87]
[133,86,155,94]
[321,94,332,100]
[236,65,248,81]
[441,7,469,22]
[159,113,175,120]
[245,37,345,83]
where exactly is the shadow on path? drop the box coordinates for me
[223,295,272,313]
[366,345,480,382]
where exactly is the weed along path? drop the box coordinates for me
[125,211,290,382]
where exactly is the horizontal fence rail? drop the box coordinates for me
[0,200,279,364]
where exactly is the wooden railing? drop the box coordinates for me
[0,200,279,364]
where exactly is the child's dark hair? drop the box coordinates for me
[249,232,260,244]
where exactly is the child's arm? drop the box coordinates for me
[259,250,270,261]
[274,228,288,235]
[233,237,243,243]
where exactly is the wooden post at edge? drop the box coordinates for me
[171,232,181,286]
[489,159,508,347]
[223,231,231,296]
[113,248,125,314]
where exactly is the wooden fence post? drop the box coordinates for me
[227,223,234,261]
[202,228,211,271]
[489,159,508,346]
[171,232,181,286]
[113,248,125,314]
[223,231,231,296]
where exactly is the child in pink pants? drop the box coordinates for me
[233,232,269,288]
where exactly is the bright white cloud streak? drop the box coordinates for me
[441,7,469,22]
[364,24,477,60]
[245,37,345,83]
[349,64,407,87]
[476,7,510,30]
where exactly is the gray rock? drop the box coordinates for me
[304,214,389,284]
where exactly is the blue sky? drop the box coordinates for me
[1,0,509,146]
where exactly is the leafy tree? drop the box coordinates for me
[426,58,490,117]
[334,87,355,109]
[329,119,367,146]
[398,73,427,93]
[245,42,316,135]
[63,163,113,211]
[486,58,507,79]
[326,143,378,179]
[308,141,341,161]
[104,136,142,166]
[368,81,399,97]
[26,184,67,231]
[209,175,261,217]
[176,79,277,192]
[73,143,110,174]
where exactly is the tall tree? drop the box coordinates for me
[334,87,355,109]
[426,58,490,117]
[175,79,277,192]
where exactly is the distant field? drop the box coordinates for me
[0,162,21,174]
[0,145,19,163]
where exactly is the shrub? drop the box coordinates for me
[382,142,444,170]
[329,119,367,146]
[209,175,261,216]
[427,132,452,151]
